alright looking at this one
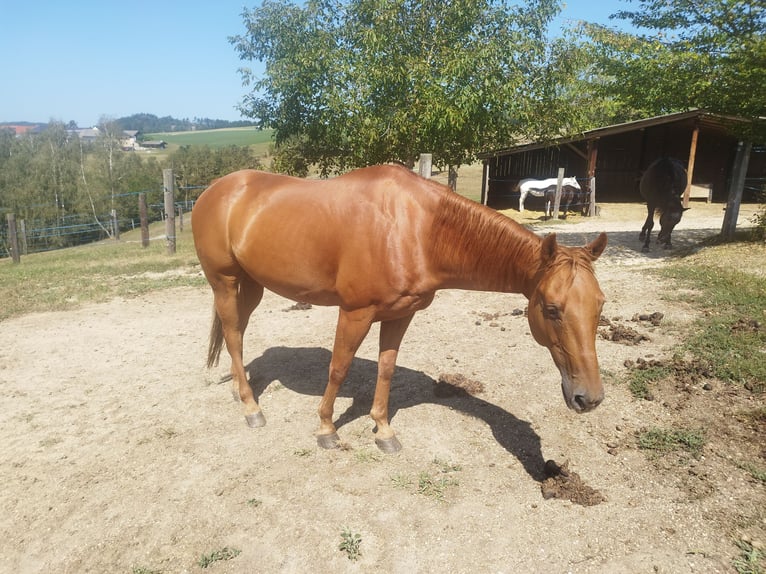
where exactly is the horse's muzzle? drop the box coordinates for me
[563,383,604,413]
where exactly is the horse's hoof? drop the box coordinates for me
[316,432,341,449]
[245,412,267,428]
[375,435,402,454]
[642,245,650,253]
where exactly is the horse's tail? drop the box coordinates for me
[207,307,224,368]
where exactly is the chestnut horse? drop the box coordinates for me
[192,165,608,453]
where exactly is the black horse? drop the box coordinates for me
[543,184,586,220]
[639,157,688,251]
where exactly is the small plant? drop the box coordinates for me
[417,471,459,502]
[293,448,313,457]
[637,427,706,458]
[246,498,263,508]
[132,568,162,574]
[198,547,241,568]
[733,538,765,574]
[391,459,462,501]
[339,527,362,561]
[354,449,383,463]
[738,462,766,485]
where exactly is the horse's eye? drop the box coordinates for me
[545,305,561,321]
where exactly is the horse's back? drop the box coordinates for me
[192,166,440,307]
[640,158,686,202]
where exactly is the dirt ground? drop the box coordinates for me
[1,202,764,573]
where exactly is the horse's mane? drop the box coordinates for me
[428,183,541,290]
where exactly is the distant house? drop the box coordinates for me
[70,127,101,143]
[0,124,45,136]
[121,130,139,151]
[138,140,167,150]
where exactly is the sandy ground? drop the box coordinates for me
[1,202,764,573]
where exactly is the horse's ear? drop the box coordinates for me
[584,232,608,260]
[541,233,558,263]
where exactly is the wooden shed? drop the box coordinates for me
[479,110,765,211]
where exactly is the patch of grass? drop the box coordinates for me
[245,498,263,508]
[390,458,462,502]
[132,567,162,574]
[734,538,765,574]
[658,263,766,391]
[338,527,362,562]
[198,547,241,569]
[0,218,203,322]
[293,448,313,457]
[354,449,383,463]
[416,471,459,502]
[637,427,706,458]
[625,363,672,399]
[738,462,766,485]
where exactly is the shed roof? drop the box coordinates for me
[479,110,748,159]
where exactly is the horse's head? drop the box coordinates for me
[562,177,581,189]
[657,204,689,245]
[527,233,608,412]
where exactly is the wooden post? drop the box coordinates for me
[553,167,565,220]
[721,141,752,240]
[587,139,599,217]
[111,209,120,240]
[163,169,176,255]
[6,213,20,263]
[19,219,28,255]
[418,154,432,179]
[177,205,184,232]
[481,162,489,205]
[447,165,458,192]
[683,124,700,208]
[139,193,149,248]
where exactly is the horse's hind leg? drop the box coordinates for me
[213,274,265,427]
[369,314,415,453]
[316,307,374,449]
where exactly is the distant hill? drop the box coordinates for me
[116,113,258,133]
[1,115,258,133]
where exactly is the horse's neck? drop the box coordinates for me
[427,194,540,296]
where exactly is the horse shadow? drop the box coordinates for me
[242,346,547,482]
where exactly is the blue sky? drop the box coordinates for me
[1,0,634,127]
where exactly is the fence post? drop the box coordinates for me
[721,140,751,240]
[177,205,184,233]
[553,167,565,220]
[163,169,176,255]
[111,209,120,240]
[19,219,28,255]
[6,213,20,263]
[418,154,432,179]
[139,193,149,248]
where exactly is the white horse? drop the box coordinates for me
[516,177,581,214]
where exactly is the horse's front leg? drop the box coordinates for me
[640,205,654,252]
[519,192,525,213]
[369,314,415,453]
[316,308,374,449]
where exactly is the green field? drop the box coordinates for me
[145,127,274,152]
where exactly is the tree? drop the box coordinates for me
[231,0,592,176]
[578,0,765,138]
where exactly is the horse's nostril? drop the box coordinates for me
[574,394,588,411]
